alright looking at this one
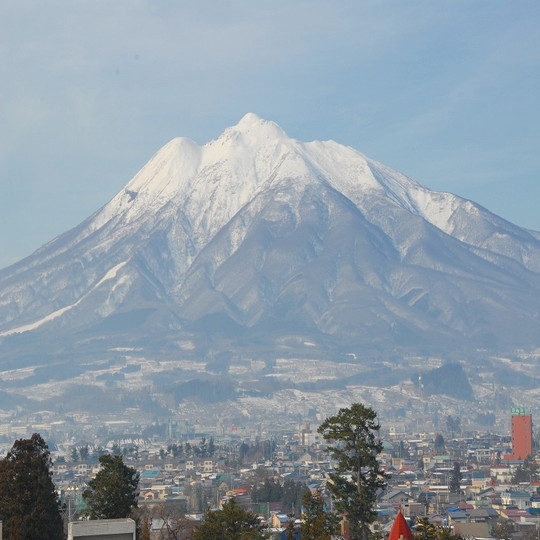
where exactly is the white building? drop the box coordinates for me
[68,518,136,540]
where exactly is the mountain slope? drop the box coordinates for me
[1,113,539,364]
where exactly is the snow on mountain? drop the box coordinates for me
[0,113,539,364]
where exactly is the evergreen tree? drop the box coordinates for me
[83,454,139,519]
[111,442,122,456]
[79,444,90,461]
[446,415,461,433]
[414,517,438,540]
[208,436,216,457]
[397,440,407,458]
[492,520,515,540]
[281,479,308,515]
[318,403,389,540]
[435,527,465,540]
[414,519,465,540]
[193,498,269,539]
[433,434,445,455]
[91,445,106,462]
[198,437,208,458]
[300,489,339,540]
[168,442,180,458]
[0,433,64,540]
[239,441,249,464]
[417,492,431,514]
[512,455,539,483]
[252,478,283,503]
[449,462,463,494]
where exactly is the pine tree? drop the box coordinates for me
[300,489,339,540]
[83,453,139,519]
[511,455,538,483]
[318,402,389,540]
[433,434,445,455]
[79,444,90,461]
[281,479,308,515]
[449,462,462,494]
[0,433,64,539]
[193,498,269,539]
[414,517,438,540]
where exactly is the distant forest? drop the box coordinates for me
[413,362,474,400]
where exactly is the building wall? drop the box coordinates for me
[68,518,136,540]
[511,414,533,460]
[69,534,133,540]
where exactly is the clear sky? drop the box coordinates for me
[1,1,539,269]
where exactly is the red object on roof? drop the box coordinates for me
[231,487,249,495]
[388,511,414,540]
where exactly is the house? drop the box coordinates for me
[54,463,68,475]
[499,508,531,521]
[447,506,499,524]
[380,489,412,505]
[270,512,294,528]
[298,452,313,466]
[500,490,531,510]
[447,506,500,538]
[401,502,426,520]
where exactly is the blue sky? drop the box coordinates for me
[1,1,539,269]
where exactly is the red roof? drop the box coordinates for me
[388,511,414,540]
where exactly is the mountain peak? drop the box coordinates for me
[223,112,288,144]
[237,112,265,126]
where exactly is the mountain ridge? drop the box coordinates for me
[1,113,539,362]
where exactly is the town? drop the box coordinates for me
[1,404,537,539]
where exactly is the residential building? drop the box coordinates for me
[505,408,533,461]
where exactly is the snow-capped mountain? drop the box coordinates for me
[1,113,540,367]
